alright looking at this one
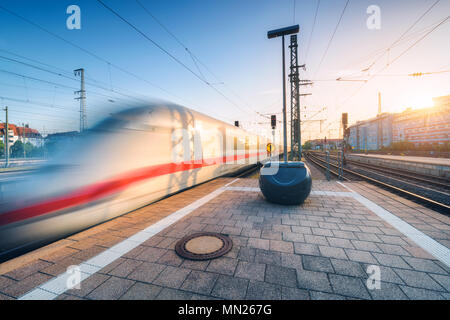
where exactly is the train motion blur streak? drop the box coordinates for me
[0,103,275,262]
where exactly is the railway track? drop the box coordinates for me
[314,152,449,191]
[304,152,450,215]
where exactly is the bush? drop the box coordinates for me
[303,141,312,150]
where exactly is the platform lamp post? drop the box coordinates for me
[267,25,299,163]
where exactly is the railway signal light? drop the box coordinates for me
[271,115,276,129]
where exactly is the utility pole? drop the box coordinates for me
[281,35,288,162]
[289,34,300,161]
[74,68,87,132]
[22,122,26,159]
[3,106,9,168]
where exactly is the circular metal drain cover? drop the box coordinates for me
[175,232,233,260]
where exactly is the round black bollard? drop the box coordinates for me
[259,161,312,205]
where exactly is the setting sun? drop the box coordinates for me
[393,94,435,113]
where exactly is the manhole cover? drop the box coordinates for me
[175,232,233,260]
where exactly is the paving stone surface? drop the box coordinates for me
[0,178,449,300]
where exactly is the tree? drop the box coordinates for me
[24,142,34,156]
[302,141,312,150]
[10,140,24,158]
[0,140,4,158]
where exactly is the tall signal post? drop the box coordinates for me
[271,115,277,156]
[267,25,299,162]
[74,68,87,132]
[377,92,383,149]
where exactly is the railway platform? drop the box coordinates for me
[347,154,450,178]
[0,176,449,300]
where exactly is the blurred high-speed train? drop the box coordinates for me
[0,104,276,261]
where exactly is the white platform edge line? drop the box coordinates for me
[224,186,354,198]
[337,181,450,268]
[19,180,239,300]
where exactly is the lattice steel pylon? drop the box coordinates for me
[74,68,87,133]
[289,35,301,160]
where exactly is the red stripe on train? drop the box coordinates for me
[0,152,267,227]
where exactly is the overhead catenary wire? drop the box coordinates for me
[0,66,142,108]
[0,54,150,104]
[304,0,320,64]
[321,14,450,135]
[339,15,448,78]
[374,16,449,75]
[0,4,199,108]
[333,15,449,83]
[124,0,270,120]
[365,0,442,73]
[313,0,350,78]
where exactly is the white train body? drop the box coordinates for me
[0,104,277,260]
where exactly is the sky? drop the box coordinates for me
[0,0,449,141]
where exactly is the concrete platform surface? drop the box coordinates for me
[351,154,450,166]
[0,177,449,300]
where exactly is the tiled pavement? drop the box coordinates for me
[0,177,449,300]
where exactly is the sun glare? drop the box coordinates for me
[393,94,434,113]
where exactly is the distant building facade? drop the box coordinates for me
[45,131,80,142]
[0,123,43,151]
[392,96,450,144]
[305,138,343,150]
[347,113,393,151]
[346,95,450,151]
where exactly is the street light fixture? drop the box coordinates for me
[267,25,299,162]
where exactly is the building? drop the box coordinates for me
[392,96,450,145]
[45,131,80,142]
[44,131,80,153]
[305,138,343,150]
[347,113,393,151]
[346,95,450,151]
[0,123,43,151]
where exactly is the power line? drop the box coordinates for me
[7,109,80,122]
[377,16,449,72]
[135,0,272,120]
[304,0,320,63]
[135,0,210,83]
[0,48,201,109]
[0,69,76,90]
[99,0,262,121]
[328,14,449,124]
[408,69,450,76]
[365,0,442,73]
[321,14,448,133]
[340,17,447,77]
[0,54,149,104]
[293,0,296,24]
[107,2,266,121]
[0,96,79,113]
[97,0,206,82]
[0,4,193,106]
[314,0,350,77]
[0,66,140,107]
